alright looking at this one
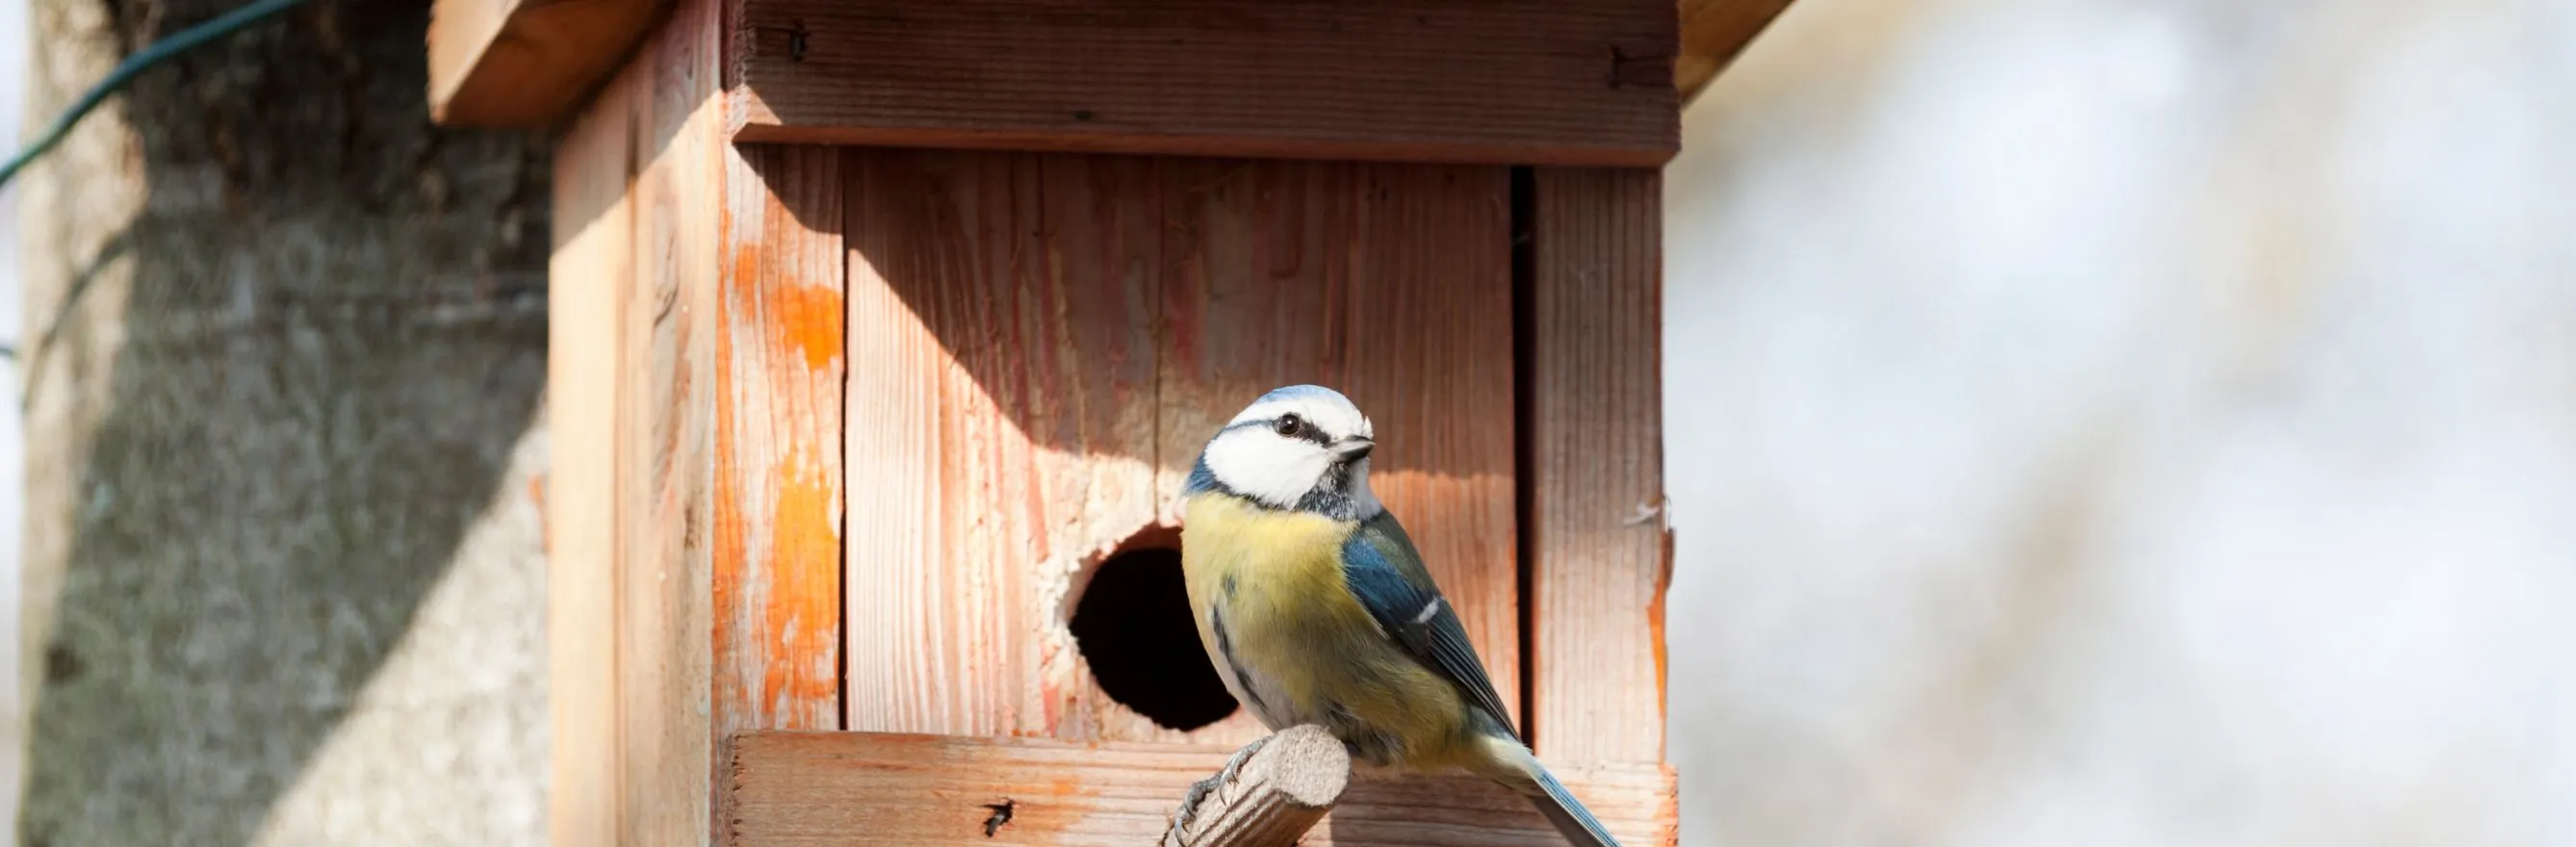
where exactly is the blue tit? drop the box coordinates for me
[1173,384,1622,847]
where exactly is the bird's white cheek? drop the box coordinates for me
[1205,434,1324,507]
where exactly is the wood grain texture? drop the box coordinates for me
[1158,160,1522,730]
[1526,167,1669,766]
[545,0,728,840]
[841,152,1521,746]
[1159,725,1348,847]
[841,149,1166,741]
[714,143,844,740]
[1676,0,1797,103]
[727,0,1679,167]
[428,0,667,126]
[719,731,1677,846]
[546,62,637,847]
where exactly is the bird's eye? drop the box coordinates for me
[1274,414,1302,437]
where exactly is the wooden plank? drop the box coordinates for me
[1526,167,1668,766]
[428,0,666,126]
[718,731,1678,846]
[1024,155,1218,745]
[546,60,638,847]
[842,153,1519,745]
[713,142,844,739]
[1158,160,1522,731]
[1340,164,1522,731]
[728,0,1679,167]
[550,0,727,841]
[1676,0,1797,103]
[841,150,1166,740]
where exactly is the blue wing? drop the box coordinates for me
[1339,510,1522,740]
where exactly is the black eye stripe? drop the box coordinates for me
[1288,415,1331,445]
[1219,414,1334,446]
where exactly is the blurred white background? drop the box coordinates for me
[1663,0,2576,844]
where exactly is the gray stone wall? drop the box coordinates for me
[14,0,550,843]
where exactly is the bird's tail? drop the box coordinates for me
[1523,762,1622,847]
[1477,735,1623,847]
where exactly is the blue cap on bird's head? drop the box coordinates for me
[1186,384,1381,520]
[1248,383,1347,405]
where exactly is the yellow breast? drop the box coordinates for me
[1181,494,1359,622]
[1178,492,1474,768]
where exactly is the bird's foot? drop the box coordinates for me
[1170,733,1274,837]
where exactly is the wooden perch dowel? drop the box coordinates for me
[1163,726,1352,847]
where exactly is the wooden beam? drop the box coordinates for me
[727,0,1679,167]
[544,0,727,840]
[545,51,638,847]
[1676,0,1796,103]
[713,142,845,738]
[718,731,1679,846]
[623,0,728,832]
[428,0,667,127]
[1526,167,1669,766]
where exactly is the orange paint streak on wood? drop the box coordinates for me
[1654,522,1675,729]
[1527,167,1668,766]
[774,274,843,371]
[716,141,845,751]
[720,731,1678,846]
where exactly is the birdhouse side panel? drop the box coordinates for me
[546,68,634,847]
[542,0,731,839]
[1528,167,1670,766]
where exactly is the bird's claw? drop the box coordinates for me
[1169,734,1274,839]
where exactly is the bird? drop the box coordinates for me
[1171,383,1621,847]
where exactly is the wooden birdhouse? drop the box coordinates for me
[428,0,1788,843]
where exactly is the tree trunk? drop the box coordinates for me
[16,0,551,843]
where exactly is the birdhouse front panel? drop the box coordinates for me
[836,148,1520,746]
[516,0,1701,839]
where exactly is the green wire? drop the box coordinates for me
[0,0,313,192]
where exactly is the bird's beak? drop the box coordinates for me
[1329,437,1375,462]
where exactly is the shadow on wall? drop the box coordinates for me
[17,0,548,844]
